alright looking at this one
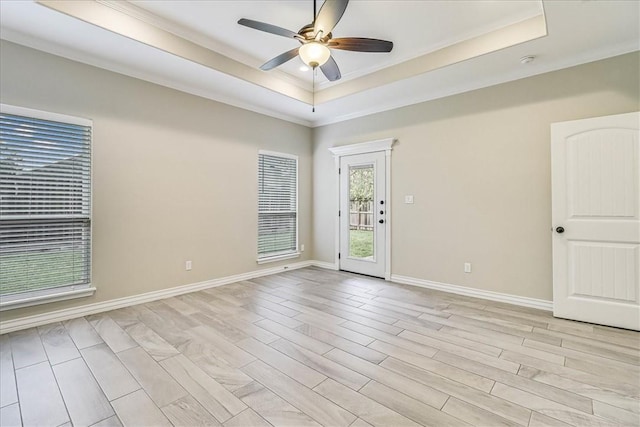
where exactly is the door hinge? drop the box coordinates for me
[338,167,341,174]
[338,253,341,259]
[338,210,341,217]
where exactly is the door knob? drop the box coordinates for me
[556,226,565,234]
[379,219,384,224]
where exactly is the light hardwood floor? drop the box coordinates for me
[1,267,639,426]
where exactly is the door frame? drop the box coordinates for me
[551,112,640,329]
[329,138,395,280]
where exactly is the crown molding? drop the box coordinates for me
[329,138,395,157]
[0,30,312,127]
[316,13,548,104]
[36,0,313,104]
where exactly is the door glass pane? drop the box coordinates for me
[349,164,374,259]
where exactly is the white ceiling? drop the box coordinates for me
[1,1,638,127]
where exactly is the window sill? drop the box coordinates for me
[257,252,301,265]
[0,285,96,311]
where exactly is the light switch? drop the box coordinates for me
[404,195,414,204]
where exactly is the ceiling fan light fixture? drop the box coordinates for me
[299,42,331,68]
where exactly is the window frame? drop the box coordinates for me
[0,104,95,311]
[257,149,299,264]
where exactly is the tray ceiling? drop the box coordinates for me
[0,1,638,126]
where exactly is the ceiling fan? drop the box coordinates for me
[238,0,393,82]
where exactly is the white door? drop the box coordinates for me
[551,112,640,330]
[340,152,386,278]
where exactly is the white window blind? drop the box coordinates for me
[258,151,298,260]
[0,106,92,301]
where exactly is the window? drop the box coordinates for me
[258,151,298,262]
[0,104,94,310]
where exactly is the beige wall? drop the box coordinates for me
[313,52,639,301]
[1,40,638,323]
[0,41,312,321]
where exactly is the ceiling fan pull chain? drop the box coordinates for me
[312,68,316,113]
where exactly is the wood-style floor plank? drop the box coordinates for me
[441,397,520,427]
[395,319,503,357]
[223,408,271,427]
[242,360,356,427]
[185,325,256,368]
[431,351,593,413]
[232,381,321,427]
[528,411,573,427]
[161,395,222,427]
[80,343,141,401]
[313,378,421,427]
[52,358,115,426]
[3,267,639,427]
[295,313,375,346]
[380,357,531,425]
[491,383,611,426]
[367,340,494,393]
[0,403,21,427]
[15,361,69,427]
[90,415,123,427]
[9,328,47,369]
[359,381,468,426]
[236,337,327,388]
[524,338,640,373]
[270,338,370,391]
[123,322,180,361]
[500,351,639,398]
[159,354,246,422]
[176,339,254,392]
[87,314,137,354]
[38,323,81,365]
[255,319,334,354]
[324,348,449,410]
[243,303,305,329]
[0,334,17,408]
[400,330,521,373]
[117,346,188,407]
[111,389,172,427]
[591,399,639,425]
[518,365,640,414]
[295,324,388,364]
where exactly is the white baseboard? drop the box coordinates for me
[309,260,339,270]
[1,263,551,334]
[391,274,553,311]
[0,260,321,334]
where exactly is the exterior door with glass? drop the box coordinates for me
[339,151,386,278]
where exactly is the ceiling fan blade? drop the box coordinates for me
[260,48,300,71]
[329,37,393,52]
[314,0,349,37]
[319,55,341,81]
[238,18,298,39]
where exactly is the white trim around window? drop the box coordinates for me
[0,104,95,311]
[257,150,300,264]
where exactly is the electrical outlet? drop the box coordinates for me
[404,195,414,204]
[185,260,192,271]
[300,244,305,252]
[464,262,472,273]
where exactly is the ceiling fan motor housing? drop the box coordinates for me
[238,0,393,81]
